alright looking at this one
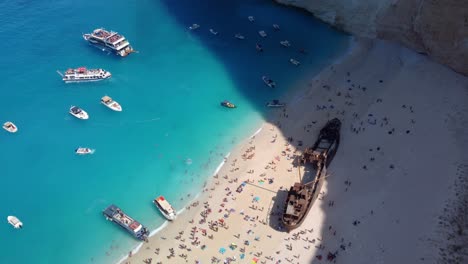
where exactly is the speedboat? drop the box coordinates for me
[221,100,236,108]
[153,196,176,221]
[75,147,95,155]
[209,29,218,35]
[189,24,200,30]
[256,43,263,52]
[290,58,301,66]
[262,76,276,88]
[101,95,122,112]
[280,40,291,47]
[69,106,89,120]
[266,100,285,108]
[234,33,245,40]
[273,24,280,31]
[248,16,255,22]
[258,30,267,38]
[3,121,18,133]
[7,216,23,229]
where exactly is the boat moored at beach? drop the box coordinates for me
[220,100,236,108]
[101,96,122,112]
[262,76,276,88]
[234,33,245,40]
[3,121,18,133]
[189,24,200,30]
[282,118,341,232]
[7,216,23,229]
[75,147,95,155]
[258,30,267,38]
[290,58,300,66]
[103,204,149,240]
[280,40,291,47]
[83,28,134,57]
[69,106,89,120]
[266,100,285,108]
[153,196,176,221]
[58,67,111,83]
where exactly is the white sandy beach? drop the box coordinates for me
[126,38,468,264]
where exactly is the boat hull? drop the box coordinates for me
[83,35,132,57]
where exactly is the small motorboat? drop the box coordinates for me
[189,24,200,30]
[7,216,23,229]
[290,58,301,66]
[101,95,122,112]
[280,40,291,47]
[3,121,18,133]
[209,29,218,35]
[266,100,286,108]
[262,76,276,88]
[69,106,89,120]
[221,100,236,108]
[234,33,245,40]
[273,24,280,31]
[153,196,177,221]
[258,30,267,38]
[256,43,263,52]
[75,147,95,155]
[248,16,255,22]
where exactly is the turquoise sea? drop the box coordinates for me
[0,0,349,263]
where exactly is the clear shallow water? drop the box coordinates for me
[0,0,349,263]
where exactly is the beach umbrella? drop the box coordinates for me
[252,257,259,263]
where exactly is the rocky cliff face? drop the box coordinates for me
[275,0,468,75]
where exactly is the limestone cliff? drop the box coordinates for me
[275,0,468,76]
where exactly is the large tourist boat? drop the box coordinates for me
[153,196,176,221]
[3,121,18,133]
[58,67,111,83]
[101,96,122,112]
[83,28,134,57]
[281,118,341,232]
[103,204,149,240]
[7,216,23,229]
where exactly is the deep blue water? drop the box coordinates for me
[0,0,349,263]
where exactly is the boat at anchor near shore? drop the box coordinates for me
[75,147,95,155]
[153,196,176,221]
[57,67,111,83]
[103,204,149,240]
[69,106,89,120]
[101,95,122,112]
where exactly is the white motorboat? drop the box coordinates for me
[7,216,23,229]
[262,76,276,88]
[3,121,18,133]
[75,147,95,155]
[248,16,255,22]
[101,95,122,112]
[234,33,245,40]
[209,29,218,35]
[280,40,291,47]
[273,24,280,31]
[153,196,176,221]
[69,106,89,120]
[290,58,301,66]
[266,100,286,108]
[189,24,200,30]
[258,30,267,38]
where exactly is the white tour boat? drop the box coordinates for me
[189,24,200,30]
[262,76,276,88]
[101,96,122,112]
[248,16,255,22]
[83,28,134,57]
[75,147,95,155]
[69,106,89,120]
[234,33,245,40]
[258,30,267,38]
[153,196,176,221]
[280,40,291,47]
[3,121,18,133]
[7,216,23,229]
[58,67,111,83]
[209,29,218,35]
[290,58,301,66]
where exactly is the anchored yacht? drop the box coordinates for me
[3,121,18,133]
[58,67,111,83]
[258,30,267,38]
[189,24,200,30]
[83,28,134,57]
[280,40,291,47]
[69,106,89,120]
[101,96,122,112]
[7,216,23,229]
[290,58,300,66]
[153,196,176,221]
[103,204,149,240]
[75,147,95,155]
